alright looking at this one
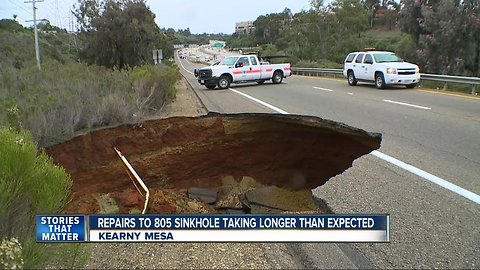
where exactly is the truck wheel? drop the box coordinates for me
[347,70,357,86]
[406,83,417,89]
[217,76,231,89]
[256,80,265,84]
[375,72,386,89]
[205,84,216,90]
[272,71,283,84]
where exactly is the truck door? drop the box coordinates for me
[353,53,365,80]
[248,56,261,81]
[232,57,250,82]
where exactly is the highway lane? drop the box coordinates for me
[232,75,480,194]
[176,56,479,269]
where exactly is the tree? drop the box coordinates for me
[74,0,171,69]
[254,8,292,44]
[362,0,379,28]
[397,0,424,44]
[398,0,480,75]
[310,0,325,12]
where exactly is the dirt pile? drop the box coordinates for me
[47,113,381,214]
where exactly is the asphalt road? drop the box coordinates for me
[176,53,480,269]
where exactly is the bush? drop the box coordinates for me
[0,127,72,268]
[0,238,24,269]
[0,61,181,147]
[294,59,343,69]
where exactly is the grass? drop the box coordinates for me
[420,80,478,95]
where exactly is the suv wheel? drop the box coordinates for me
[375,73,386,89]
[347,71,357,86]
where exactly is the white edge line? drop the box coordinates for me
[371,150,480,204]
[228,88,479,205]
[313,87,334,92]
[383,99,431,110]
[177,53,194,75]
[229,88,289,114]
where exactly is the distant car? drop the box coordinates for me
[343,50,420,89]
[205,56,211,61]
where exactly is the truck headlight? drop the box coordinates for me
[416,67,420,73]
[386,68,396,74]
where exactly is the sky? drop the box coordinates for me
[0,0,313,34]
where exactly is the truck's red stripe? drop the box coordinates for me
[283,67,291,71]
[266,68,273,72]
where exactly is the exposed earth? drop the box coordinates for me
[46,77,381,269]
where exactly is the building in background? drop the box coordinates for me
[235,21,255,35]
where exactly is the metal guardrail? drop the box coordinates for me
[292,67,480,94]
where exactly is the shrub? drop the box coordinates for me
[0,238,24,269]
[0,61,181,147]
[0,127,72,268]
[294,59,343,69]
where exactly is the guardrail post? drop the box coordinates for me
[472,85,477,95]
[442,82,448,90]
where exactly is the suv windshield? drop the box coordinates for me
[220,57,239,66]
[374,53,403,63]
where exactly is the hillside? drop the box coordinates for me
[0,19,75,70]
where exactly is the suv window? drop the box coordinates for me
[373,53,403,63]
[364,54,373,64]
[355,53,364,63]
[345,53,356,63]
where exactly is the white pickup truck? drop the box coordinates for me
[194,55,291,89]
[343,50,420,89]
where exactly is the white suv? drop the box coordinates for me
[343,51,420,89]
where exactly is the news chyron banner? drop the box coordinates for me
[37,214,390,243]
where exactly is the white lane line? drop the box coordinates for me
[348,93,354,95]
[229,88,290,114]
[177,54,194,75]
[228,87,479,205]
[371,150,480,204]
[383,99,431,110]
[313,87,334,92]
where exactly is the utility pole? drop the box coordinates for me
[25,0,44,70]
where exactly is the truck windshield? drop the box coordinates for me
[220,57,238,66]
[374,53,403,63]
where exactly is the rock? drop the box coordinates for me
[187,187,217,204]
[245,186,316,212]
[95,194,120,214]
[249,204,284,214]
[224,209,248,214]
[216,176,262,209]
